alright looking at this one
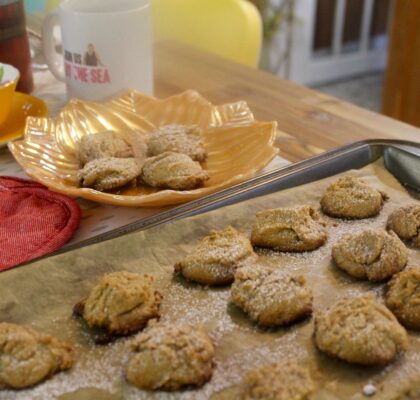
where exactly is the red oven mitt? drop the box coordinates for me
[0,176,81,270]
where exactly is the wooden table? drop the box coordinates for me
[154,41,420,162]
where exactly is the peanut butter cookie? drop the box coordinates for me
[390,377,420,400]
[387,205,420,248]
[314,295,408,365]
[141,152,209,190]
[321,176,385,219]
[78,131,132,165]
[119,130,149,165]
[78,130,148,165]
[239,361,315,400]
[148,124,207,162]
[332,229,408,282]
[78,157,142,191]
[75,271,161,336]
[0,323,74,389]
[231,264,312,327]
[126,323,215,390]
[385,268,420,330]
[251,206,327,252]
[174,226,256,285]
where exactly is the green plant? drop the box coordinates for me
[249,0,291,41]
[0,65,4,83]
[248,0,294,73]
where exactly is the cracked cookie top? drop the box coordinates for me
[387,204,420,248]
[386,268,420,330]
[174,226,256,285]
[0,322,74,389]
[251,206,327,252]
[239,361,315,400]
[321,176,385,219]
[78,130,148,166]
[332,229,408,282]
[147,124,207,162]
[314,295,408,365]
[126,322,215,390]
[80,271,161,336]
[231,264,313,327]
[141,152,209,190]
[78,157,142,191]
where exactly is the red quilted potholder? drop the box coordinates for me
[0,176,81,271]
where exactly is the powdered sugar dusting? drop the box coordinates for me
[0,341,130,400]
[0,162,419,399]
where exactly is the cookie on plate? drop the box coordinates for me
[174,226,256,285]
[387,205,420,248]
[78,131,132,165]
[250,206,327,252]
[321,176,385,219]
[75,271,161,337]
[126,323,214,390]
[385,268,420,330]
[314,295,408,365]
[332,229,408,282]
[78,157,142,191]
[231,264,312,327]
[141,152,209,190]
[0,323,74,389]
[147,124,207,162]
[119,130,149,165]
[239,361,315,400]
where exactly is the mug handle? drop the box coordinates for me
[42,11,65,81]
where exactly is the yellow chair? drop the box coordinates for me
[152,0,262,67]
[46,0,61,10]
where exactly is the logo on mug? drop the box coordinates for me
[64,44,111,84]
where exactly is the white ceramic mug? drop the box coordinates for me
[42,0,153,100]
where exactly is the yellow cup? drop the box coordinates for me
[0,64,20,128]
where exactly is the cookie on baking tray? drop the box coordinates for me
[174,226,256,285]
[387,205,420,248]
[250,205,327,252]
[78,157,142,191]
[141,152,209,190]
[126,322,215,390]
[74,271,161,338]
[385,268,420,330]
[239,360,315,400]
[231,264,312,327]
[314,295,408,365]
[332,229,408,282]
[0,322,74,389]
[147,124,207,162]
[321,176,385,219]
[390,377,420,400]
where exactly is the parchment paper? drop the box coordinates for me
[0,159,419,400]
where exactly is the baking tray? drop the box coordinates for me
[2,139,419,400]
[55,139,420,256]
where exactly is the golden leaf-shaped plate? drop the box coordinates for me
[9,90,278,207]
[109,89,256,128]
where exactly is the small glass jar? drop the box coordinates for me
[0,0,34,93]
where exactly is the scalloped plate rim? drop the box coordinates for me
[9,92,279,207]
